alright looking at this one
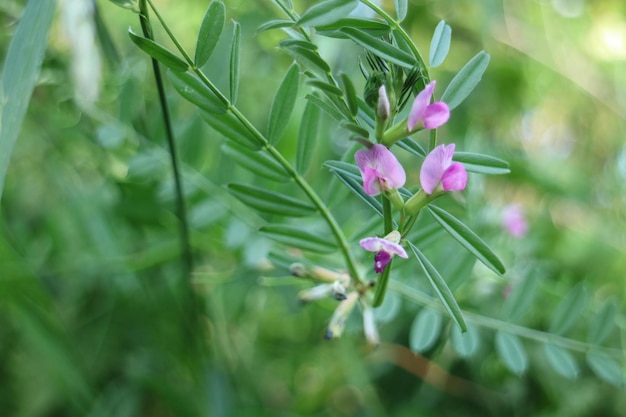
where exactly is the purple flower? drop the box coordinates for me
[502,204,528,238]
[355,144,406,196]
[359,231,408,273]
[420,144,467,194]
[407,81,450,131]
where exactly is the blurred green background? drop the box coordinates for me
[1,0,625,416]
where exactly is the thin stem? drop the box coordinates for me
[138,0,193,278]
[372,197,394,306]
[146,0,363,286]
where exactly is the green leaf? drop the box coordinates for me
[324,161,383,217]
[429,20,451,68]
[298,0,359,27]
[409,308,442,353]
[408,242,467,332]
[202,112,261,149]
[280,39,318,51]
[587,299,617,345]
[168,70,226,114]
[306,79,344,96]
[394,0,408,22]
[305,94,344,121]
[316,18,391,38]
[0,0,56,200]
[495,331,528,375]
[108,0,138,10]
[454,151,510,175]
[229,21,241,104]
[548,282,588,335]
[281,45,331,77]
[195,1,225,67]
[257,19,294,33]
[427,205,506,275]
[543,343,579,379]
[268,64,300,144]
[227,183,316,217]
[128,29,189,72]
[222,143,288,181]
[339,121,370,138]
[260,225,336,253]
[340,73,359,117]
[339,27,417,69]
[397,138,426,157]
[451,323,480,358]
[502,274,539,322]
[441,51,490,110]
[297,100,320,174]
[586,351,624,387]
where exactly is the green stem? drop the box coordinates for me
[138,0,193,278]
[372,197,394,306]
[146,0,363,286]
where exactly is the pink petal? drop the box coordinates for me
[371,145,406,190]
[420,144,455,194]
[441,162,467,191]
[407,81,436,131]
[359,237,383,252]
[423,102,450,129]
[379,239,408,258]
[355,145,406,196]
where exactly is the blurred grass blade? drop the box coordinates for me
[195,0,225,67]
[495,331,528,375]
[168,70,226,114]
[429,20,451,68]
[297,0,359,27]
[408,242,467,332]
[548,283,588,335]
[427,205,506,275]
[586,351,624,387]
[409,308,442,353]
[502,274,538,321]
[260,224,336,253]
[394,0,408,22]
[109,0,137,10]
[128,29,189,71]
[324,161,383,217]
[227,183,316,217]
[587,299,617,345]
[339,27,417,69]
[268,64,300,144]
[0,0,56,201]
[451,322,480,358]
[222,143,288,182]
[543,343,579,379]
[441,51,490,110]
[230,21,241,104]
[454,151,510,175]
[297,100,320,174]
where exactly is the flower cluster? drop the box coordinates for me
[356,81,468,274]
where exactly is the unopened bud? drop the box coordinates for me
[326,292,359,339]
[377,85,390,121]
[362,305,380,347]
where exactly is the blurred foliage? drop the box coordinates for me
[1,0,625,416]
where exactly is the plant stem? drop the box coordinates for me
[146,0,363,286]
[138,0,193,279]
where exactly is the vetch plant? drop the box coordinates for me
[105,0,623,388]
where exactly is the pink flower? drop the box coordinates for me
[502,204,528,238]
[359,231,408,273]
[355,144,406,196]
[407,81,450,131]
[420,144,467,194]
